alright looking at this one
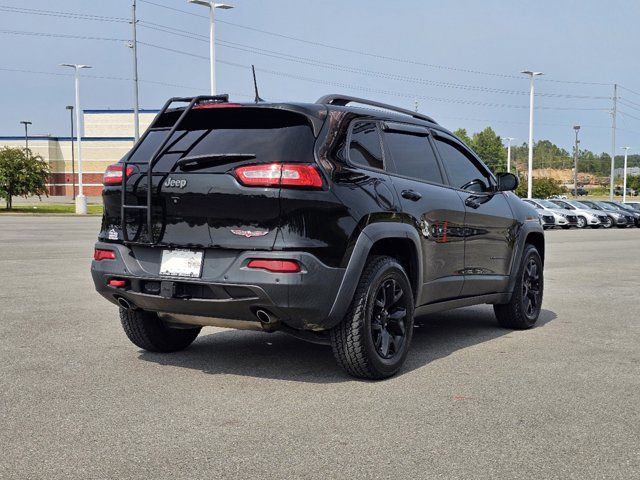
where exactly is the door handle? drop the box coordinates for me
[465,197,481,209]
[401,190,422,201]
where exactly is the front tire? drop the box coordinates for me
[119,308,201,352]
[576,216,587,228]
[494,244,543,330]
[330,256,415,380]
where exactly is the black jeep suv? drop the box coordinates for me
[91,94,545,379]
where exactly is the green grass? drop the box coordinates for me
[1,203,103,215]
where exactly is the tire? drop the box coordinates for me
[576,216,587,228]
[494,244,543,330]
[602,217,613,229]
[119,308,201,352]
[330,256,415,380]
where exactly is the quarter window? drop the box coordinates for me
[384,131,443,184]
[434,137,492,192]
[349,122,384,170]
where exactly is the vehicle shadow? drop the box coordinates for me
[138,306,556,384]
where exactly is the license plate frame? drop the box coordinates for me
[159,249,204,278]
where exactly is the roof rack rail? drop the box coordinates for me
[316,94,437,124]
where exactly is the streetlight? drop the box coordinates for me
[19,121,32,156]
[573,126,580,197]
[621,146,631,202]
[66,106,76,200]
[505,137,515,173]
[188,1,234,95]
[521,70,544,199]
[60,63,91,215]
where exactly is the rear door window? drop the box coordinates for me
[348,121,384,170]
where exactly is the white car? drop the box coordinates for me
[550,199,607,228]
[524,199,577,229]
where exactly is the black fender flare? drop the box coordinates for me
[325,222,423,328]
[505,220,545,295]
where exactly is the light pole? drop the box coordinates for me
[573,126,580,197]
[505,137,515,173]
[521,70,543,199]
[66,106,76,200]
[61,63,91,214]
[188,1,234,95]
[20,121,32,156]
[130,0,140,141]
[621,146,631,202]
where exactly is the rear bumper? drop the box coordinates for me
[91,242,345,331]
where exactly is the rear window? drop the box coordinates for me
[128,108,316,172]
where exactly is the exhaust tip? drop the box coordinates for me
[117,296,133,310]
[255,309,272,324]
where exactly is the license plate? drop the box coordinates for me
[159,249,203,278]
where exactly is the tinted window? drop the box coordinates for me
[349,122,384,170]
[434,137,492,192]
[384,131,443,184]
[128,108,315,172]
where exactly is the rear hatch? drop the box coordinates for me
[101,106,319,250]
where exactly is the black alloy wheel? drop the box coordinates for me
[371,278,408,360]
[521,257,542,319]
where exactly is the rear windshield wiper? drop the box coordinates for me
[177,153,256,171]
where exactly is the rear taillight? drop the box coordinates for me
[234,163,323,189]
[247,259,301,273]
[103,164,134,186]
[108,279,127,288]
[94,249,116,261]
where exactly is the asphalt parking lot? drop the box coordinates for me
[1,216,638,479]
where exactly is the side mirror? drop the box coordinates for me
[496,172,519,192]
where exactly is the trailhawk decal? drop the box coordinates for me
[230,229,269,238]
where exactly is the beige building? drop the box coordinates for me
[0,110,158,197]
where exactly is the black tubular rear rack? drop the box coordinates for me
[316,94,437,124]
[120,94,229,245]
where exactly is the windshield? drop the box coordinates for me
[598,202,617,211]
[538,200,558,209]
[567,201,588,209]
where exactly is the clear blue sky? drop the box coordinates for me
[1,0,639,156]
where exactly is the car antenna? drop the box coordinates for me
[252,65,264,103]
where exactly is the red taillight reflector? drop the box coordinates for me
[94,249,116,261]
[108,279,127,288]
[103,164,134,186]
[247,259,301,273]
[234,163,323,188]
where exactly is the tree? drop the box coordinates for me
[514,175,567,199]
[470,127,507,172]
[453,128,472,146]
[0,147,50,209]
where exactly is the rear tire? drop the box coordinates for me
[494,244,543,330]
[330,256,415,380]
[119,308,201,352]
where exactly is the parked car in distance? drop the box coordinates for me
[524,199,578,229]
[602,201,640,227]
[574,187,589,196]
[580,200,632,228]
[614,186,638,197]
[90,94,546,380]
[549,199,605,228]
